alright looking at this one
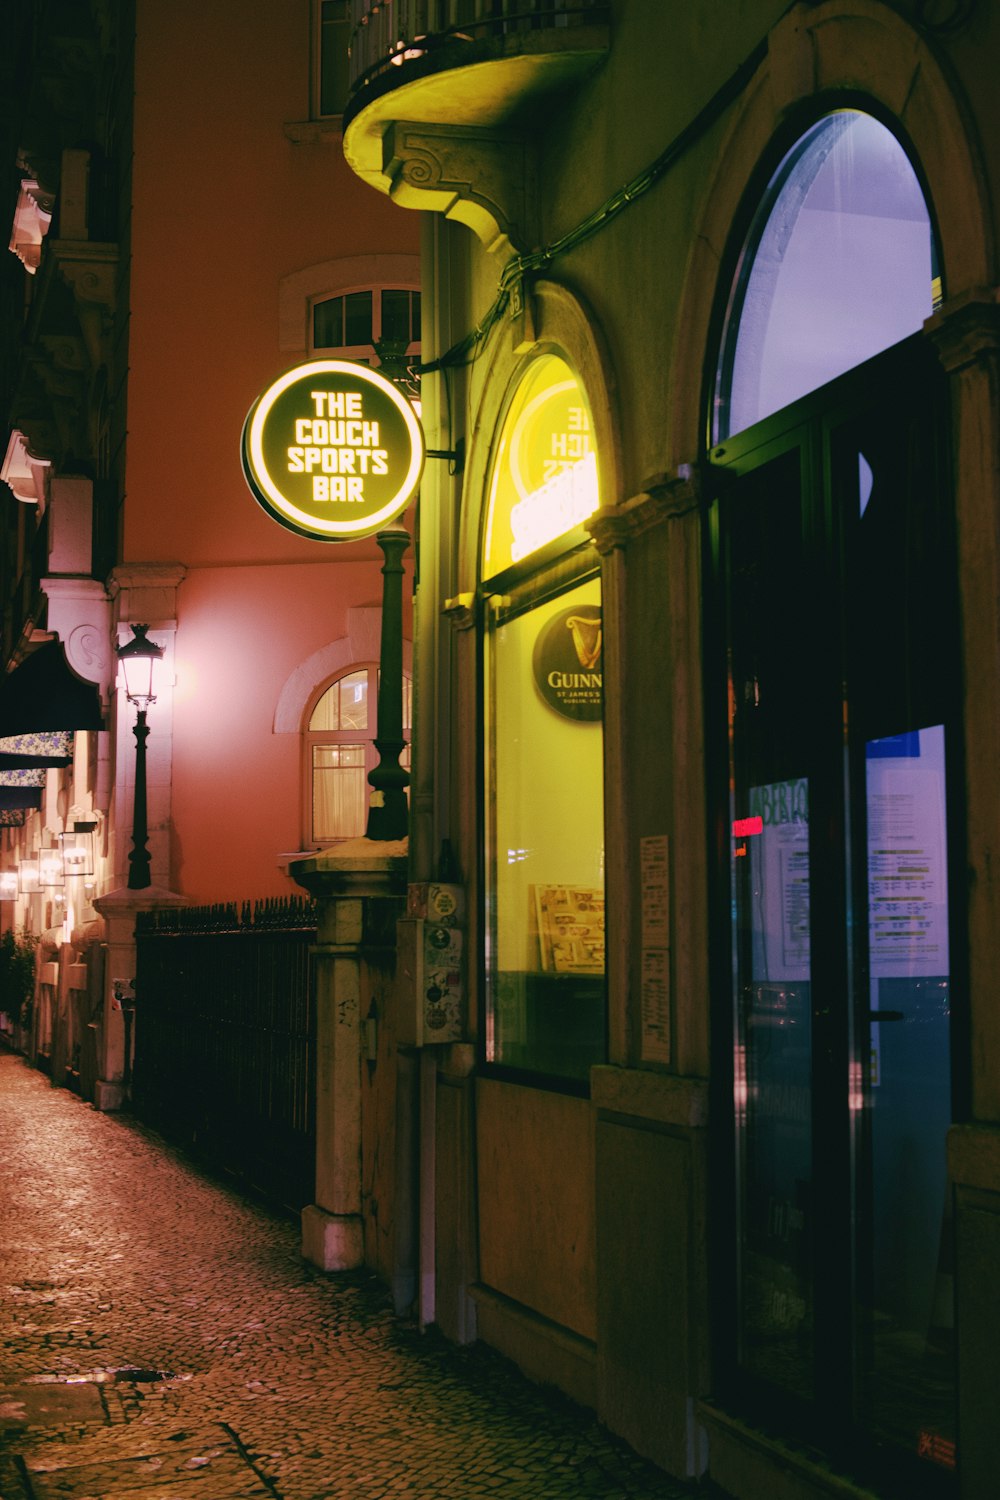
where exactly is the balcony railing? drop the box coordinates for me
[348,0,609,98]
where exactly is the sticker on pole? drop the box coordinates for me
[241,360,424,541]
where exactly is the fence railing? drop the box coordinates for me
[348,0,609,97]
[133,896,318,1214]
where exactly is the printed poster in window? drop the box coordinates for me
[534,885,605,974]
[745,777,810,983]
[866,726,949,978]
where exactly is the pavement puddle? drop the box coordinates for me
[17,1424,279,1499]
[0,1382,108,1431]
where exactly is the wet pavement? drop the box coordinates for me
[0,1051,708,1499]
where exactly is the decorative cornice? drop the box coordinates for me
[282,119,344,145]
[925,287,1000,374]
[586,471,702,554]
[383,122,534,257]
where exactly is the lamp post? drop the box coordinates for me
[366,527,410,842]
[115,624,164,890]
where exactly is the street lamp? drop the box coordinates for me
[366,527,410,842]
[116,624,164,891]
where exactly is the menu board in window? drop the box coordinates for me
[534,885,605,974]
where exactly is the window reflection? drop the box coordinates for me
[715,112,939,441]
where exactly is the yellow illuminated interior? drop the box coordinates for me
[483,354,598,578]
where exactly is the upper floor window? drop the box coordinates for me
[713,111,941,443]
[304,664,412,845]
[313,0,351,118]
[311,287,421,364]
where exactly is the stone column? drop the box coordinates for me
[292,840,407,1271]
[91,886,187,1111]
[926,290,1000,1498]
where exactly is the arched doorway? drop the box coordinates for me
[708,109,961,1494]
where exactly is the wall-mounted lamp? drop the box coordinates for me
[59,821,96,877]
[38,846,65,888]
[0,870,18,900]
[18,857,40,895]
[116,624,164,890]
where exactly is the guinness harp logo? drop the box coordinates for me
[532,604,603,721]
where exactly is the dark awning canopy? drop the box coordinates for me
[0,787,44,810]
[0,642,103,737]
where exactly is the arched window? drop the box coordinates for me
[714,110,940,442]
[480,353,605,1086]
[303,664,412,845]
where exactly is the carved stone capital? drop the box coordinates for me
[442,592,476,631]
[383,122,533,257]
[107,564,187,631]
[587,472,701,554]
[925,288,1000,374]
[41,579,112,695]
[49,241,118,371]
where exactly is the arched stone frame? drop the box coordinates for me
[453,279,628,1061]
[668,1,1000,1127]
[457,280,621,593]
[278,252,421,357]
[272,604,413,733]
[667,13,998,1478]
[669,0,992,464]
[274,606,414,850]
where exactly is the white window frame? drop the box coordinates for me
[302,663,413,847]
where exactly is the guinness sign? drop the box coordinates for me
[532,605,603,722]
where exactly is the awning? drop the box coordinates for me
[0,730,74,768]
[0,641,103,735]
[0,787,44,810]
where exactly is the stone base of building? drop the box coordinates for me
[301,1204,364,1271]
[93,1078,124,1112]
[469,1283,597,1410]
[699,1406,878,1500]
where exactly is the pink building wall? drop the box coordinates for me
[121,0,419,901]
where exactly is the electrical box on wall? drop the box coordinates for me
[398,883,464,1046]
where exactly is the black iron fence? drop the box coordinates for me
[133,897,318,1213]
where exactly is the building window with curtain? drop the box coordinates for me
[303,664,412,845]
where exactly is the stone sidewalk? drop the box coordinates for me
[0,1052,710,1500]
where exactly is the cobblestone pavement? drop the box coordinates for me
[0,1052,711,1500]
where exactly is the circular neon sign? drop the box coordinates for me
[241,359,425,541]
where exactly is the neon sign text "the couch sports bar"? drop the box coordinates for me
[241,359,424,541]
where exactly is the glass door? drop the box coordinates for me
[712,342,961,1494]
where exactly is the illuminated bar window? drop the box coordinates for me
[481,354,606,1085]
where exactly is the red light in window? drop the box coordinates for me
[732,815,764,838]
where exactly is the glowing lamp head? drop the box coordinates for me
[39,848,64,888]
[0,870,17,900]
[116,624,164,708]
[59,822,96,877]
